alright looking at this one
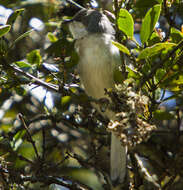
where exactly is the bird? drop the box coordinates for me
[66,8,127,186]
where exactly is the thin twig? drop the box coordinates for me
[18,155,34,164]
[66,0,84,9]
[0,56,59,92]
[11,65,59,92]
[18,113,40,160]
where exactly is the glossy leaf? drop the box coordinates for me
[140,4,161,44]
[112,41,130,55]
[117,9,134,38]
[138,42,176,59]
[0,25,11,38]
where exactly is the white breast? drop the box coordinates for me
[75,33,121,99]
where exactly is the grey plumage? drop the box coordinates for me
[68,9,127,185]
[71,9,115,35]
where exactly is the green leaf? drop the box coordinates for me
[127,67,140,80]
[15,30,33,42]
[155,68,166,82]
[12,130,25,151]
[15,61,32,68]
[47,32,58,43]
[138,42,176,59]
[15,61,32,73]
[170,27,183,43]
[148,31,161,46]
[153,109,175,120]
[61,96,71,106]
[6,8,24,25]
[112,41,130,55]
[10,29,34,49]
[140,4,161,44]
[117,9,134,38]
[26,49,42,65]
[162,73,183,91]
[0,25,11,38]
[13,129,26,142]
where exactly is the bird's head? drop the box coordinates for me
[65,9,115,39]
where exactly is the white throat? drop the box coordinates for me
[69,21,88,39]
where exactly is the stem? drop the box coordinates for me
[18,113,40,160]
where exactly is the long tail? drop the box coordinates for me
[110,132,127,183]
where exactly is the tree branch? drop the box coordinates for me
[18,113,40,160]
[11,64,59,92]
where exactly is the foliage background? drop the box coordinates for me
[0,0,183,189]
